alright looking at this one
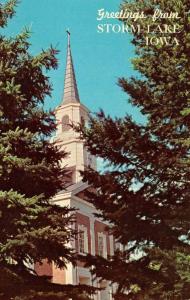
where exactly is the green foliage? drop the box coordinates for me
[0,0,17,27]
[0,262,94,300]
[0,1,91,299]
[78,0,190,299]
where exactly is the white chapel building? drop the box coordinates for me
[36,32,114,300]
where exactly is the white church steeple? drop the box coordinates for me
[55,31,96,184]
[62,30,80,104]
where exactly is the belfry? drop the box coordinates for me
[55,31,96,184]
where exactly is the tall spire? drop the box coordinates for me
[62,30,80,104]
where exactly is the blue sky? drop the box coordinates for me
[3,0,143,121]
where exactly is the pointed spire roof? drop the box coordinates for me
[62,30,80,104]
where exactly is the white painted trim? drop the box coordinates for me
[78,224,88,254]
[55,102,89,113]
[98,232,107,259]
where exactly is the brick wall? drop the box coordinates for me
[35,259,53,277]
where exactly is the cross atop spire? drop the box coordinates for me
[66,29,70,46]
[62,30,80,105]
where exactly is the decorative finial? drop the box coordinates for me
[66,29,70,46]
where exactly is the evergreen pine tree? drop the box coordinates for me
[0,1,93,299]
[79,0,190,299]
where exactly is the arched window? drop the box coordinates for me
[62,115,70,131]
[81,116,89,128]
